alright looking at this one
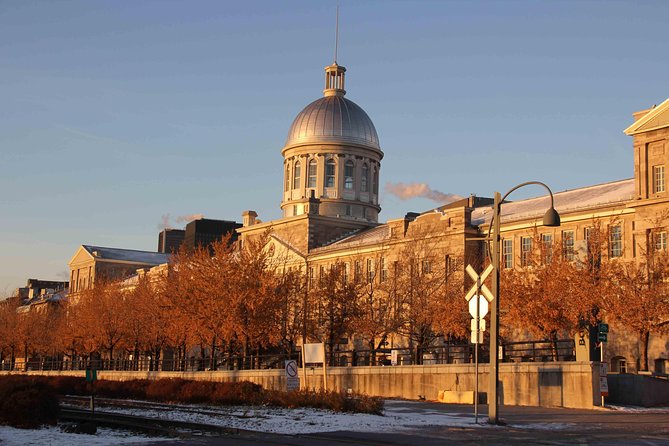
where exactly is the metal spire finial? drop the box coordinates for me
[334,5,339,64]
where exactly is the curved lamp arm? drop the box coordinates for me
[487,180,560,261]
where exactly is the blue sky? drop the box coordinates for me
[1,0,667,294]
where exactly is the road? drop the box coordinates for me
[142,401,669,446]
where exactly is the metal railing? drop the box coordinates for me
[1,339,575,373]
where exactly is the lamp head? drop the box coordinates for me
[543,207,561,227]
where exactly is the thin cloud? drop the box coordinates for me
[385,182,462,204]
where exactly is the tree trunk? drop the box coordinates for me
[640,330,650,372]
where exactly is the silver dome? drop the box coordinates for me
[285,96,380,151]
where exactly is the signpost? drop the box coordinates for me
[597,323,609,406]
[302,342,327,391]
[465,264,494,424]
[285,360,300,391]
[85,366,97,418]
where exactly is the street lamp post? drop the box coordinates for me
[487,181,561,425]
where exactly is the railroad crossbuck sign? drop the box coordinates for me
[465,265,494,344]
[464,264,495,303]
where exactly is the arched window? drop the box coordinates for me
[293,161,301,189]
[344,160,354,190]
[373,167,379,195]
[308,159,317,188]
[284,164,290,192]
[361,163,369,192]
[325,159,336,188]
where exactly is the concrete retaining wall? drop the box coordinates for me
[1,362,600,409]
[607,374,669,407]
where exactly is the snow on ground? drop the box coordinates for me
[0,399,589,445]
[0,425,172,446]
[96,399,486,435]
[606,404,669,413]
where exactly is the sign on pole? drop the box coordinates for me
[304,343,326,363]
[302,342,328,391]
[468,296,489,319]
[285,360,300,392]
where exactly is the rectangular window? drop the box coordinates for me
[354,260,362,281]
[421,259,432,274]
[655,231,667,252]
[367,259,375,283]
[308,160,317,188]
[308,267,314,288]
[562,230,575,261]
[343,263,350,283]
[380,257,387,282]
[502,239,513,269]
[542,234,553,264]
[520,237,532,267]
[319,265,325,285]
[326,159,336,188]
[610,225,623,258]
[654,165,665,193]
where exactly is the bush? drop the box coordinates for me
[0,376,384,415]
[0,376,60,428]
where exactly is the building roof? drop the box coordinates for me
[284,95,380,151]
[471,178,635,226]
[311,224,390,253]
[284,64,380,153]
[82,245,170,265]
[624,96,669,135]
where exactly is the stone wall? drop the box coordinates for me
[3,361,600,409]
[607,373,669,407]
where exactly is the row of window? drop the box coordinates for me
[308,255,455,287]
[285,158,379,194]
[502,226,634,268]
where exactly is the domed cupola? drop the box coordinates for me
[281,62,383,223]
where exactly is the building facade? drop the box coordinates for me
[237,57,669,374]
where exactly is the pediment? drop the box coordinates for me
[266,235,306,269]
[625,97,669,135]
[68,246,94,267]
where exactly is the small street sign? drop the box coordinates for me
[468,296,489,319]
[285,360,300,391]
[85,368,97,382]
[471,331,484,344]
[598,332,608,343]
[600,376,609,397]
[471,318,486,331]
[598,323,609,334]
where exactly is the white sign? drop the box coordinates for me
[464,264,495,303]
[285,360,298,378]
[468,296,489,319]
[600,376,609,396]
[391,350,398,366]
[471,331,484,344]
[303,343,325,364]
[471,318,486,331]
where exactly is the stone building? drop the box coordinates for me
[68,245,169,296]
[237,56,669,374]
